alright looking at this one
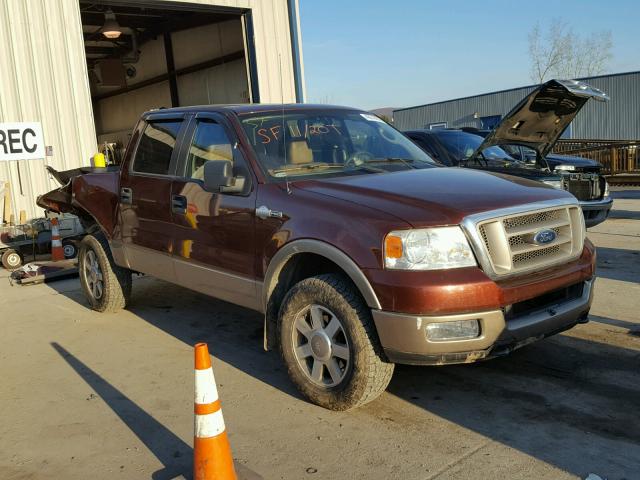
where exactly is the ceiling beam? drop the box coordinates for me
[80,12,167,29]
[136,14,233,45]
[85,46,120,55]
[92,50,245,101]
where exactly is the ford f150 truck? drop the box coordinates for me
[38,104,595,410]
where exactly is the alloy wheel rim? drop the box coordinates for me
[292,304,350,387]
[84,249,104,300]
[63,244,75,257]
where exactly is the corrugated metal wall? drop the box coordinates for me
[0,0,96,221]
[394,72,640,141]
[0,0,301,221]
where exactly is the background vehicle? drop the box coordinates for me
[38,104,595,411]
[0,215,83,269]
[405,79,612,227]
[461,128,612,227]
[405,128,563,184]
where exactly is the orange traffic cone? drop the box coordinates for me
[50,217,64,261]
[194,343,237,480]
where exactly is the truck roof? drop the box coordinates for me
[141,103,362,118]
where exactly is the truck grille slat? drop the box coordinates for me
[563,174,603,201]
[475,205,584,277]
[509,235,571,255]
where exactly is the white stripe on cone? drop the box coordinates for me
[195,410,226,438]
[51,239,62,247]
[195,367,219,404]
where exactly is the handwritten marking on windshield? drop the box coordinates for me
[258,123,342,144]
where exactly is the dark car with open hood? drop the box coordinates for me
[404,79,613,227]
[38,103,595,410]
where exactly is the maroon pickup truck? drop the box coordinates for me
[39,104,595,410]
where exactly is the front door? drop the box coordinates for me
[171,113,259,310]
[119,113,187,282]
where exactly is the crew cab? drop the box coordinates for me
[404,79,613,227]
[39,104,595,410]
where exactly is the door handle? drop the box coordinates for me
[172,194,187,214]
[120,187,132,204]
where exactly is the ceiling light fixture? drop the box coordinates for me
[101,10,122,39]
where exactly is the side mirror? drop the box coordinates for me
[203,159,245,194]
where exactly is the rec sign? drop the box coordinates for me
[0,122,45,161]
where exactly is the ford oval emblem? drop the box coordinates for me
[533,229,557,245]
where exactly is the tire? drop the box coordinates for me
[279,273,394,410]
[62,239,77,259]
[78,234,132,312]
[1,249,23,270]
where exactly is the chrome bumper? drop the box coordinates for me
[580,196,613,228]
[372,279,594,365]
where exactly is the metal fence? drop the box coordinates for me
[552,140,640,175]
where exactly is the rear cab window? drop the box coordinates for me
[132,120,183,175]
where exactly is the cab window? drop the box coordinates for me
[132,120,183,175]
[186,121,233,180]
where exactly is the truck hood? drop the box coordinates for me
[294,168,574,227]
[473,79,608,160]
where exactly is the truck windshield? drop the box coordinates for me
[435,131,518,163]
[239,111,437,178]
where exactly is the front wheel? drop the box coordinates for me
[78,234,131,312]
[279,274,394,410]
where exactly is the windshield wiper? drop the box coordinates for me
[358,157,416,169]
[270,163,346,175]
[363,157,414,164]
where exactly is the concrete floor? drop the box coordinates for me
[1,190,638,480]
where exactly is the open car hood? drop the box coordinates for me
[472,79,608,160]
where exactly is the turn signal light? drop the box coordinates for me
[385,235,403,259]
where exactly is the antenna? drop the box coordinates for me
[278,53,291,195]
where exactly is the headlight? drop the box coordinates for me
[384,226,477,270]
[555,164,576,172]
[542,179,563,190]
[603,179,610,197]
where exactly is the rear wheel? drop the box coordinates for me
[1,249,23,270]
[279,273,394,410]
[79,234,131,312]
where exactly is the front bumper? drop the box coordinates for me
[372,278,594,365]
[580,196,613,228]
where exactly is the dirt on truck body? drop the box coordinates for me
[39,97,595,410]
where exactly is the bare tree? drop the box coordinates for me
[528,19,613,83]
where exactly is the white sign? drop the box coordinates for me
[0,122,45,161]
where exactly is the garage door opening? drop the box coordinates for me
[79,1,257,163]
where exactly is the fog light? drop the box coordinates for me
[425,320,480,341]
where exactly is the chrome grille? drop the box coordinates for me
[562,174,602,201]
[471,204,584,277]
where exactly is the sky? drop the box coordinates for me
[298,0,639,110]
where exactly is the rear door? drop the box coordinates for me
[170,113,259,311]
[119,113,188,282]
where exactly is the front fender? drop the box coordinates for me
[263,238,382,311]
